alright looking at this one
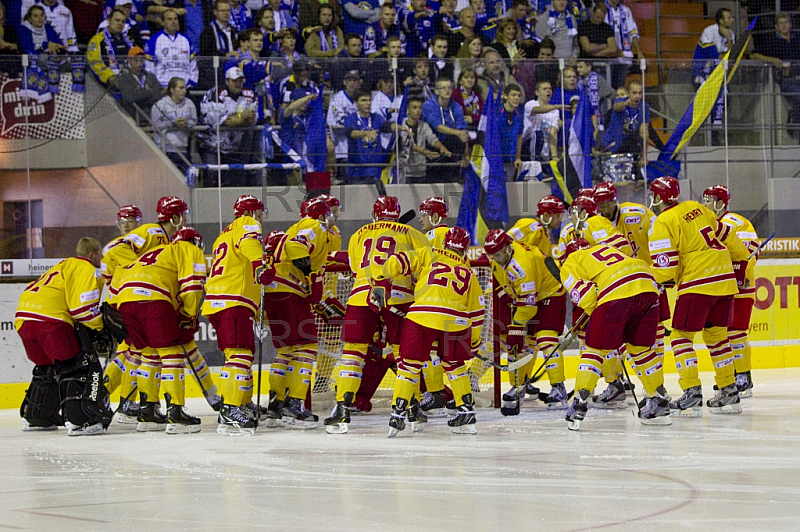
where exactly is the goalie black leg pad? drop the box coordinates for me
[56,353,114,430]
[21,365,63,428]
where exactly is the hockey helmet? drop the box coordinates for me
[117,204,143,222]
[305,196,332,221]
[373,196,401,221]
[650,177,680,206]
[484,229,512,255]
[173,226,204,250]
[571,195,598,217]
[444,226,470,253]
[419,197,448,219]
[265,230,286,255]
[234,194,265,217]
[703,185,730,206]
[536,195,566,216]
[564,238,591,259]
[156,196,189,222]
[593,182,618,204]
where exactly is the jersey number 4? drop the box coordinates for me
[427,262,471,296]
[138,247,166,266]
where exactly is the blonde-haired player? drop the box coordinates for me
[376,226,484,436]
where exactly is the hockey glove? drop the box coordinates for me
[313,296,346,326]
[507,324,525,358]
[304,271,324,303]
[732,260,749,288]
[368,278,393,314]
[255,259,276,286]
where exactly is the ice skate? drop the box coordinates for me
[707,384,742,414]
[669,385,703,417]
[638,389,672,426]
[165,401,202,435]
[136,395,167,432]
[263,392,284,428]
[242,401,268,420]
[592,380,627,410]
[407,397,425,432]
[217,404,256,435]
[445,399,457,416]
[501,385,522,416]
[447,394,477,434]
[117,398,140,424]
[21,418,58,432]
[736,371,753,399]
[324,392,352,434]
[65,421,105,436]
[420,390,447,418]
[281,397,319,429]
[565,390,590,431]
[543,382,569,410]
[524,383,540,398]
[387,399,408,438]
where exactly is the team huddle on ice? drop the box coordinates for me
[14,176,760,436]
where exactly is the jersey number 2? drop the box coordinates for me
[427,263,471,296]
[210,242,228,278]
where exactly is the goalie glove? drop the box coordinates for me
[368,278,392,314]
[732,260,749,288]
[507,324,525,357]
[313,296,346,325]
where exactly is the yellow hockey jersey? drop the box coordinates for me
[425,224,449,249]
[15,257,103,331]
[491,241,566,325]
[609,202,656,263]
[719,211,759,289]
[574,215,634,257]
[507,218,552,257]
[561,244,658,315]
[115,242,207,318]
[555,222,575,261]
[649,201,745,297]
[381,246,483,347]
[101,223,169,285]
[347,221,430,307]
[270,218,332,297]
[202,216,263,316]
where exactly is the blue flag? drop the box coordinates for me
[568,84,593,189]
[306,89,327,172]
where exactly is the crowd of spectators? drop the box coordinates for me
[1,0,798,186]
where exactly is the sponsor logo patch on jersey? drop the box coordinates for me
[127,234,146,246]
[509,259,526,280]
[210,301,226,308]
[655,254,670,267]
[298,228,317,241]
[133,288,152,297]
[478,295,486,306]
[243,224,260,231]
[521,281,536,293]
[193,262,207,273]
[525,294,537,306]
[570,288,581,303]
[455,318,468,326]
[509,228,524,240]
[147,227,164,236]
[563,273,575,289]
[80,289,100,303]
[649,238,671,251]
[624,216,641,225]
[390,290,406,300]
[591,229,608,241]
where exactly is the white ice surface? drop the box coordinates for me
[2,369,800,531]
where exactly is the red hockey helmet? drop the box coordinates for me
[571,195,598,217]
[536,195,566,216]
[703,185,730,206]
[117,204,143,222]
[577,188,595,200]
[265,230,285,255]
[305,196,332,220]
[484,229,512,255]
[233,194,265,217]
[564,237,591,259]
[650,177,680,205]
[444,226,470,253]
[173,226,203,250]
[373,196,401,221]
[419,197,448,219]
[593,182,618,204]
[318,194,340,208]
[299,199,310,218]
[156,196,189,221]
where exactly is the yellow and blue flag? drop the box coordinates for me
[456,86,509,245]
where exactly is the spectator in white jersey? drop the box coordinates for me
[604,0,644,89]
[327,69,362,180]
[145,9,198,88]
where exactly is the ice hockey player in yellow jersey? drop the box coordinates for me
[376,227,484,437]
[648,177,749,416]
[417,196,451,416]
[569,195,634,256]
[507,195,566,258]
[265,196,334,427]
[703,185,760,398]
[324,196,430,434]
[559,239,669,430]
[114,224,207,434]
[554,188,593,260]
[17,237,111,436]
[484,229,569,412]
[201,195,272,435]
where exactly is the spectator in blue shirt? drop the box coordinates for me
[498,83,524,180]
[19,5,64,55]
[421,76,468,181]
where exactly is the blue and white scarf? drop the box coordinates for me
[548,9,577,37]
[103,28,133,74]
[318,29,339,52]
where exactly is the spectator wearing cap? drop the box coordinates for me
[200,1,236,58]
[421,76,468,182]
[118,45,163,119]
[199,66,258,186]
[152,76,198,172]
[303,4,343,58]
[371,72,402,122]
[88,8,134,87]
[327,69,362,181]
[97,0,145,45]
[225,29,275,121]
[144,9,198,88]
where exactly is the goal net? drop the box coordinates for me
[310,254,502,410]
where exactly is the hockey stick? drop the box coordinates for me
[181,342,210,403]
[111,384,139,417]
[747,233,774,261]
[399,209,417,225]
[255,284,266,422]
[619,353,641,417]
[529,311,590,384]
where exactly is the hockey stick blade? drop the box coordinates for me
[472,349,534,372]
[544,256,561,283]
[399,209,416,225]
[747,233,774,261]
